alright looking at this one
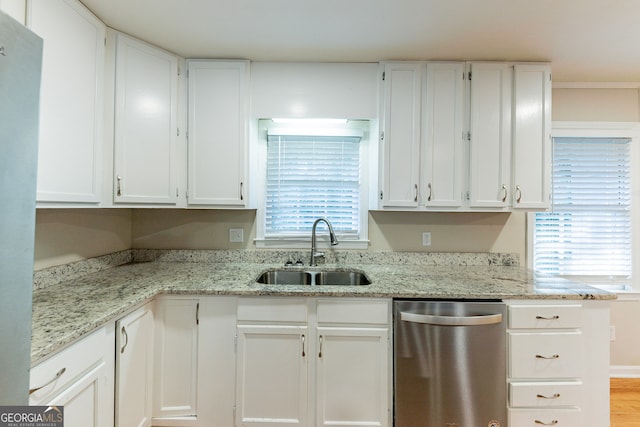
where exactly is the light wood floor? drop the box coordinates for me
[611,378,640,426]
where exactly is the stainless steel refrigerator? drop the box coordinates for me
[0,10,43,404]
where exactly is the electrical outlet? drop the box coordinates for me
[229,228,244,243]
[422,231,431,247]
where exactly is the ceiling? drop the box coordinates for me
[79,0,640,83]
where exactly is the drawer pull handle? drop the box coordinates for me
[534,420,558,425]
[301,334,306,357]
[536,315,560,320]
[29,367,66,395]
[537,393,561,399]
[536,354,560,360]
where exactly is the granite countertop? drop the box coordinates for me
[31,250,615,365]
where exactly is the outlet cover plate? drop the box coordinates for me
[422,231,431,246]
[229,228,244,243]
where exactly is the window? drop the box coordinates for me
[532,134,633,291]
[253,119,372,248]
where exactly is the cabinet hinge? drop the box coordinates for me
[466,191,471,201]
[379,191,383,200]
[466,131,471,142]
[380,131,384,141]
[468,71,472,81]
[177,66,181,77]
[177,128,180,137]
[382,71,385,81]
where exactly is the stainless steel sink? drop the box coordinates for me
[315,270,371,286]
[255,270,312,285]
[255,269,371,286]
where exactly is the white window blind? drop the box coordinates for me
[534,137,632,281]
[265,134,361,238]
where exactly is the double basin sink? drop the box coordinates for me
[256,268,371,286]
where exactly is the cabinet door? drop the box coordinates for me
[236,325,308,427]
[113,33,179,204]
[468,62,512,208]
[422,62,464,208]
[28,0,105,203]
[512,64,552,209]
[44,363,107,427]
[153,298,199,421]
[116,304,154,427]
[380,63,421,208]
[315,327,389,427]
[187,60,249,206]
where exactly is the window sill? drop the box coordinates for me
[255,238,369,250]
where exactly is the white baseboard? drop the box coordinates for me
[610,365,640,378]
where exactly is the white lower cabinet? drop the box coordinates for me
[116,303,154,427]
[152,297,199,425]
[29,325,115,427]
[506,300,610,427]
[236,297,391,427]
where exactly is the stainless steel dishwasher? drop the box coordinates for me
[394,300,507,427]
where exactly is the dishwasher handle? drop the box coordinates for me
[400,311,503,326]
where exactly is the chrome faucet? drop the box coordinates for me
[309,218,339,266]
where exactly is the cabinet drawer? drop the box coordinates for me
[509,408,582,426]
[509,332,582,378]
[30,326,109,404]
[316,299,389,325]
[237,298,307,322]
[510,381,582,407]
[509,304,582,329]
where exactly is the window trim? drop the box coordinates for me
[250,119,375,249]
[528,121,640,293]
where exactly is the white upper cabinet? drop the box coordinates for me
[380,62,422,208]
[380,62,464,210]
[28,0,105,204]
[379,60,551,212]
[187,60,249,207]
[467,62,513,208]
[113,32,180,205]
[422,62,465,208]
[512,64,552,209]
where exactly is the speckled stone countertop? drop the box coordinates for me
[31,249,615,365]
